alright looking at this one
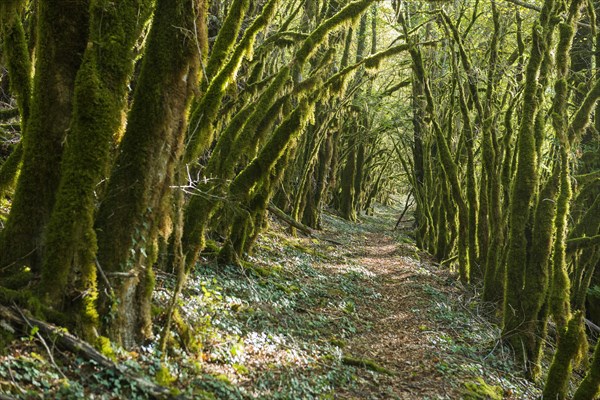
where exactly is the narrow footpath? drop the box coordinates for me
[312,205,540,399]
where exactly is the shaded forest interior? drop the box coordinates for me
[1,0,600,398]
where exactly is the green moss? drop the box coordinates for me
[229,97,315,201]
[0,285,32,304]
[569,77,600,144]
[0,268,31,289]
[185,0,279,162]
[296,0,374,68]
[456,80,479,280]
[183,67,290,269]
[431,111,469,283]
[543,312,586,400]
[0,0,24,28]
[94,0,206,346]
[202,239,221,255]
[3,14,31,123]
[330,338,346,348]
[241,261,271,277]
[204,0,250,82]
[517,167,559,378]
[0,142,22,199]
[155,364,177,386]
[341,355,395,375]
[171,308,200,353]
[550,146,574,332]
[573,337,600,399]
[502,0,557,359]
[463,378,503,400]
[567,235,600,252]
[0,0,89,274]
[363,43,410,70]
[223,146,293,261]
[95,336,116,361]
[339,138,357,221]
[208,103,257,173]
[39,0,154,341]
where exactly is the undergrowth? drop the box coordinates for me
[0,203,542,399]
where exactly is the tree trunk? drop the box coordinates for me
[0,0,89,274]
[95,0,206,348]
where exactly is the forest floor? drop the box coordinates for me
[0,203,543,399]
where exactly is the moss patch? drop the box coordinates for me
[463,377,504,400]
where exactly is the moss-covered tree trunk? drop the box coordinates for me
[411,65,427,248]
[180,66,291,272]
[512,6,581,371]
[188,0,378,265]
[0,13,31,199]
[38,0,154,341]
[305,129,334,228]
[339,135,358,221]
[570,195,600,309]
[184,0,278,162]
[219,96,318,263]
[338,12,368,221]
[94,0,206,347]
[454,69,478,282]
[543,312,586,399]
[0,0,88,275]
[573,335,600,399]
[481,0,503,295]
[352,141,366,214]
[407,38,470,282]
[502,0,557,366]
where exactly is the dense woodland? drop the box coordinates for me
[0,0,600,398]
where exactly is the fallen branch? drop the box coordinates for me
[0,305,179,399]
[267,203,344,245]
[394,190,414,231]
[342,355,396,376]
[267,203,314,236]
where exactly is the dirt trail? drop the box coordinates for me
[317,208,538,399]
[331,228,459,399]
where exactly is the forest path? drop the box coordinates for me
[315,205,537,399]
[337,230,455,399]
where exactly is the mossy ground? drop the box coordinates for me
[0,202,543,398]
